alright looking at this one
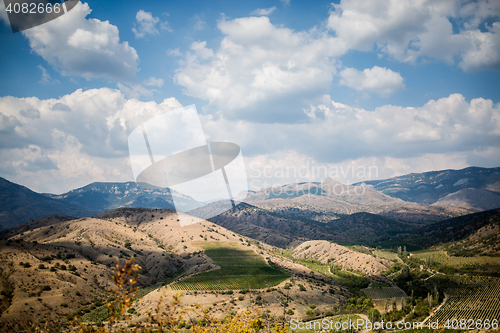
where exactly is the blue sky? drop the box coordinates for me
[0,0,499,193]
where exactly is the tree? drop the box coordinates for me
[367,308,381,322]
[401,265,409,278]
[433,285,439,304]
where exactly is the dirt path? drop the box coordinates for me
[422,292,449,326]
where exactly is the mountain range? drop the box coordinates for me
[1,166,500,231]
[358,166,500,204]
[0,179,200,230]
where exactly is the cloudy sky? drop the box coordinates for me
[0,0,499,194]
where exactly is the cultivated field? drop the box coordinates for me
[412,250,500,273]
[426,276,500,328]
[361,286,407,299]
[170,242,288,290]
[373,250,399,261]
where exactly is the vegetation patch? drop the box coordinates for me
[361,286,408,299]
[170,242,288,290]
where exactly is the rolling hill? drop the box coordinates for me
[404,208,500,254]
[208,202,428,247]
[291,240,393,276]
[0,208,242,327]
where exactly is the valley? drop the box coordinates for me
[0,166,499,332]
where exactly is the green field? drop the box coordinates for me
[295,259,369,290]
[361,286,408,299]
[373,250,399,260]
[170,242,288,290]
[411,250,500,273]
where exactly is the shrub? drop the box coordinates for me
[38,264,46,269]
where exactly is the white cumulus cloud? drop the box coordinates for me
[251,7,277,16]
[1,88,498,193]
[132,10,171,38]
[174,16,347,122]
[339,66,405,97]
[0,88,183,193]
[22,2,139,82]
[327,0,500,71]
[201,93,500,166]
[143,77,164,87]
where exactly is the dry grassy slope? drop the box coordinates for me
[408,208,500,250]
[0,208,242,327]
[292,240,393,276]
[431,188,500,211]
[248,179,472,224]
[450,223,500,255]
[134,240,349,324]
[213,201,468,247]
[209,203,337,248]
[253,194,470,225]
[485,181,500,193]
[441,212,500,256]
[0,214,77,240]
[379,204,472,224]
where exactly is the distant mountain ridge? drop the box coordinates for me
[0,177,90,230]
[44,181,201,214]
[1,165,499,230]
[0,178,201,230]
[357,166,500,205]
[245,178,472,224]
